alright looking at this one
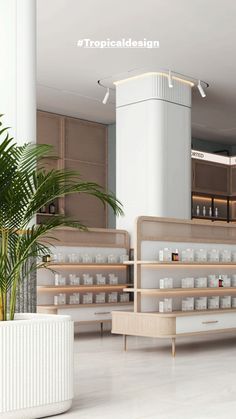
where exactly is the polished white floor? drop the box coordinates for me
[54,332,236,419]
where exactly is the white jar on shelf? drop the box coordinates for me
[195,249,207,262]
[208,275,218,288]
[159,248,171,262]
[232,297,236,308]
[194,277,207,288]
[107,254,117,264]
[222,275,231,287]
[195,297,207,310]
[182,248,194,262]
[159,278,173,289]
[82,293,93,304]
[83,274,93,285]
[54,274,66,286]
[95,254,106,264]
[208,296,219,309]
[108,292,118,303]
[208,249,220,262]
[181,278,194,288]
[82,254,93,263]
[119,293,129,303]
[220,296,231,309]
[232,274,236,287]
[68,253,78,263]
[182,297,194,311]
[159,298,172,313]
[96,274,106,285]
[108,273,118,285]
[232,252,236,262]
[95,292,106,304]
[220,249,231,262]
[69,274,80,285]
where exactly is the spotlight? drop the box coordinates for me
[197,80,206,98]
[168,70,173,88]
[102,88,110,104]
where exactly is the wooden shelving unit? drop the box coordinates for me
[112,216,236,356]
[37,228,133,333]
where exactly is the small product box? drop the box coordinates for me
[194,277,207,288]
[195,249,207,262]
[182,297,194,311]
[108,292,118,303]
[181,278,194,288]
[208,249,220,262]
[220,296,231,309]
[119,293,129,303]
[232,252,236,262]
[108,273,118,285]
[159,298,172,313]
[83,274,93,285]
[208,296,220,309]
[208,275,218,288]
[159,278,173,289]
[82,293,93,304]
[159,248,171,262]
[220,249,231,262]
[96,274,106,285]
[95,292,106,304]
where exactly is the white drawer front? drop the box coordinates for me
[59,304,133,322]
[176,312,236,334]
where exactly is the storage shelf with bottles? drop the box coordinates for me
[192,193,229,222]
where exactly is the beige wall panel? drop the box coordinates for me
[65,117,107,164]
[65,159,106,227]
[37,111,61,156]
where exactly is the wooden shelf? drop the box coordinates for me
[37,302,132,309]
[192,215,227,222]
[127,287,236,297]
[47,263,128,268]
[148,307,236,317]
[134,261,236,266]
[37,284,131,292]
[37,213,60,217]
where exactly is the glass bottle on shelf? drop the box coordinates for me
[49,202,56,214]
[209,206,212,217]
[196,205,200,216]
[40,204,47,214]
[202,206,206,216]
[215,207,219,218]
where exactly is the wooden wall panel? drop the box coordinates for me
[65,118,106,164]
[64,160,107,228]
[37,111,108,228]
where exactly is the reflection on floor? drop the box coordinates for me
[53,332,236,419]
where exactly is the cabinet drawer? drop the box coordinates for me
[59,304,133,322]
[176,312,236,334]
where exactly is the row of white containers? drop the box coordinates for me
[159,296,235,313]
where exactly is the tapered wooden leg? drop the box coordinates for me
[123,334,127,351]
[100,322,103,337]
[171,338,176,357]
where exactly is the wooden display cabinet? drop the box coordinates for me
[112,216,236,356]
[37,227,133,334]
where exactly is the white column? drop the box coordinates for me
[0,0,36,144]
[115,73,192,240]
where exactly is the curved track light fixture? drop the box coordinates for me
[98,68,209,103]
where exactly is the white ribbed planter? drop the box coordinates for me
[0,313,74,419]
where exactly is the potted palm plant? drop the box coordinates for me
[0,117,122,419]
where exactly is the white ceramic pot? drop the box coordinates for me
[0,313,74,419]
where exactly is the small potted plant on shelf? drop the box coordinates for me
[0,116,123,419]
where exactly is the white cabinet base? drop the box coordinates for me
[0,400,72,419]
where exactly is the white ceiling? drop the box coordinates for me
[37,0,236,145]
